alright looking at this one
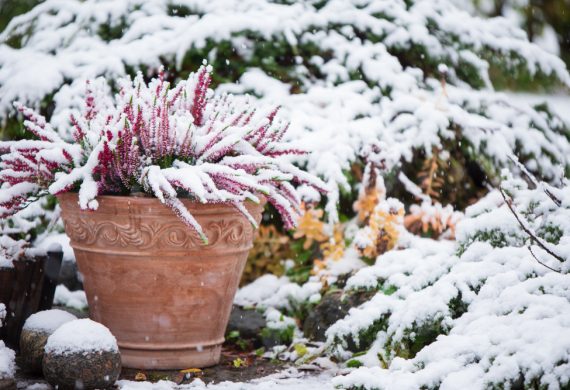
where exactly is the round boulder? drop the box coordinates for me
[43,319,121,390]
[20,309,77,373]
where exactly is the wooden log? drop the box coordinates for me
[39,249,64,311]
[0,250,63,349]
[0,267,14,310]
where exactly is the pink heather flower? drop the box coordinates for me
[0,61,328,240]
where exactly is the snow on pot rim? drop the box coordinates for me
[44,319,118,356]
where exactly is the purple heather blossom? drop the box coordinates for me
[0,62,328,241]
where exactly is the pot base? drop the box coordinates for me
[120,344,222,370]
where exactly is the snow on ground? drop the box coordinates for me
[53,284,88,311]
[45,319,118,355]
[0,341,15,380]
[0,306,15,381]
[118,368,336,390]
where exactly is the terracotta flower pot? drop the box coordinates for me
[57,193,264,369]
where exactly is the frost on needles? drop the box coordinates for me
[0,64,328,243]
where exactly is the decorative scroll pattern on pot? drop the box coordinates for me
[62,214,255,251]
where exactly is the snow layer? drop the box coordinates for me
[118,368,335,389]
[234,274,290,307]
[329,181,570,389]
[233,176,570,389]
[23,309,77,333]
[0,341,15,380]
[35,233,75,262]
[1,0,570,224]
[53,285,88,311]
[44,319,118,355]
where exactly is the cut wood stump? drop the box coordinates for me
[0,248,63,349]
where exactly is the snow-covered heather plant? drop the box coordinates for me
[0,64,327,243]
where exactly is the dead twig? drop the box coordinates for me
[528,246,561,273]
[507,155,562,207]
[499,187,565,265]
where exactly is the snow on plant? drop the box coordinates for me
[234,171,570,388]
[326,173,570,389]
[460,163,570,273]
[1,0,570,221]
[0,196,54,267]
[0,64,327,243]
[330,236,570,388]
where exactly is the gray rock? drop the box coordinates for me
[19,328,51,374]
[19,310,77,374]
[227,306,266,340]
[58,260,83,291]
[303,290,374,341]
[43,350,121,390]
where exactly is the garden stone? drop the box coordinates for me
[303,290,374,341]
[20,309,77,373]
[227,306,266,340]
[43,319,121,390]
[58,259,83,291]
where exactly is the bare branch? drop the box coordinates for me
[499,187,565,264]
[528,246,562,273]
[507,154,562,207]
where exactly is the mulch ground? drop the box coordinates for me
[15,347,286,388]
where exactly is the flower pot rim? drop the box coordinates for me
[56,192,266,212]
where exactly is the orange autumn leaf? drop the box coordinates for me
[293,203,328,249]
[320,226,345,261]
[354,187,381,222]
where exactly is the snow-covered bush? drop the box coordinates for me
[0,197,56,267]
[2,1,570,387]
[0,64,326,242]
[323,173,570,389]
[1,0,569,218]
[231,171,570,388]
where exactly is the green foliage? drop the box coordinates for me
[293,343,308,357]
[449,292,469,319]
[0,0,41,34]
[343,317,389,353]
[347,359,364,368]
[166,2,202,17]
[537,223,563,244]
[457,228,524,256]
[97,15,128,42]
[260,325,295,346]
[386,318,448,360]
